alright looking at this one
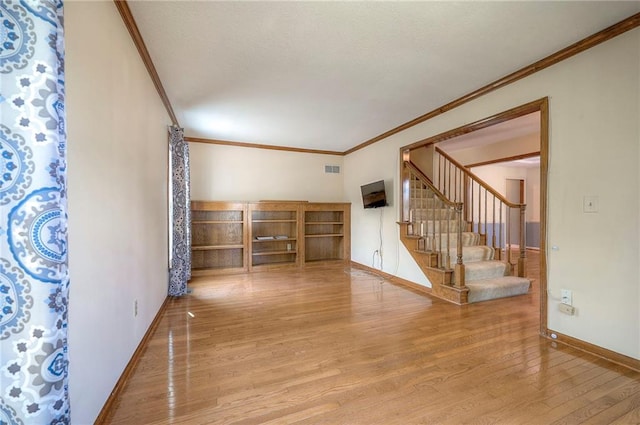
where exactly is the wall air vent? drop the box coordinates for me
[324,165,341,174]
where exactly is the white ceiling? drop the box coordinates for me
[127,1,640,153]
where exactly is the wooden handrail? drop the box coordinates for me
[404,161,460,209]
[435,147,524,209]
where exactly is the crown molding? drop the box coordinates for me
[346,12,640,155]
[113,0,179,126]
[185,137,344,156]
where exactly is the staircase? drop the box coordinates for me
[399,156,531,305]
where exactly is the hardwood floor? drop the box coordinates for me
[103,253,640,424]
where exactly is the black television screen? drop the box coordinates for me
[361,180,387,209]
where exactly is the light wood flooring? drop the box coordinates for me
[103,252,640,424]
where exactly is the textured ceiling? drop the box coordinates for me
[127,1,640,153]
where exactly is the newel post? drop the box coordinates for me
[401,152,411,222]
[454,203,465,289]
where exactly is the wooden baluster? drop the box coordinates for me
[442,159,446,197]
[477,183,482,234]
[449,161,453,200]
[458,168,462,203]
[506,206,512,268]
[437,154,440,192]
[471,180,475,233]
[431,197,437,253]
[445,205,451,270]
[495,202,502,260]
[484,188,488,240]
[434,201,445,268]
[446,161,450,198]
[464,174,469,226]
[492,195,496,252]
[454,167,458,202]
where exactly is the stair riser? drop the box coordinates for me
[467,277,531,303]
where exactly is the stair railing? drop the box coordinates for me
[403,161,466,289]
[434,147,526,277]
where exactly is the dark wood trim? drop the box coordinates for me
[94,296,170,424]
[113,0,179,126]
[539,97,549,335]
[185,136,344,156]
[346,13,640,155]
[351,261,433,296]
[465,152,540,169]
[546,330,640,372]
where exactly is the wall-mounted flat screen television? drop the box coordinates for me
[361,180,388,209]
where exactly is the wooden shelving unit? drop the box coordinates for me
[190,201,247,276]
[249,202,303,270]
[303,203,351,263]
[190,201,350,276]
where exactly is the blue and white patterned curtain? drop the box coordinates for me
[0,1,70,424]
[168,126,190,296]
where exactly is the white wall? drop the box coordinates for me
[190,142,344,202]
[66,3,171,423]
[344,137,430,285]
[345,28,640,359]
[471,164,541,222]
[526,166,541,222]
[410,144,435,180]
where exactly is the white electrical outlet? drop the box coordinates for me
[583,196,598,213]
[561,289,572,306]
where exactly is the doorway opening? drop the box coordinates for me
[401,97,548,334]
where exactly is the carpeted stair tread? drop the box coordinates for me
[466,276,531,303]
[461,260,507,282]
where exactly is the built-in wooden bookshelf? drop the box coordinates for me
[304,203,351,263]
[190,201,350,276]
[249,202,302,270]
[190,201,248,275]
